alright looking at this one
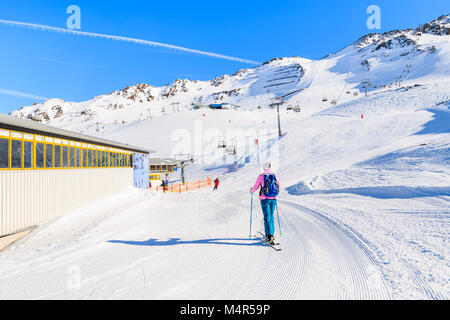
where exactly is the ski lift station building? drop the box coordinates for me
[208,103,241,110]
[0,114,153,238]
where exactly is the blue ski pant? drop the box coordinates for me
[260,199,277,236]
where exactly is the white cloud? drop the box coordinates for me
[0,19,260,65]
[0,88,49,101]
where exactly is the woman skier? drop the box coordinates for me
[250,162,280,245]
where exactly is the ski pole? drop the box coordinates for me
[276,201,282,237]
[249,194,253,239]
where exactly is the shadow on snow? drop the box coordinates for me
[286,182,450,199]
[107,237,266,247]
[415,104,450,135]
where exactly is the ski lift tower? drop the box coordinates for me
[173,154,195,184]
[361,80,370,97]
[171,102,180,113]
[269,97,284,137]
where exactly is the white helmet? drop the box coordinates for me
[263,162,272,170]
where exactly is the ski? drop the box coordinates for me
[257,232,281,251]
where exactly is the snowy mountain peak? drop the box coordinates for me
[109,83,155,102]
[355,14,449,50]
[415,14,450,36]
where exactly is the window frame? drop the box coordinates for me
[0,129,11,170]
[43,137,55,169]
[10,131,24,170]
[0,128,136,171]
[53,138,62,169]
[62,140,69,169]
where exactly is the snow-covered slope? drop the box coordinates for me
[9,15,450,134]
[1,102,448,300]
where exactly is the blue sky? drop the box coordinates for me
[0,0,448,113]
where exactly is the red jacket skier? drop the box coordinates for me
[213,178,220,190]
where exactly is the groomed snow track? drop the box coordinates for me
[0,189,391,299]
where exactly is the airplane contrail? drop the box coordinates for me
[0,19,260,65]
[0,88,49,101]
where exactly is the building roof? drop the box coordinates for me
[0,113,153,154]
[149,158,176,166]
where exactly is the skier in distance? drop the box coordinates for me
[213,178,220,191]
[250,162,280,245]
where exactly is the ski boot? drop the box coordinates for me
[268,236,276,246]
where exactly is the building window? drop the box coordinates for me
[88,150,92,167]
[91,150,95,167]
[24,141,33,168]
[102,151,108,167]
[99,152,103,167]
[0,138,8,168]
[54,145,62,168]
[82,149,87,167]
[76,148,81,167]
[62,146,69,168]
[99,151,103,167]
[0,132,139,171]
[69,147,75,167]
[36,143,45,168]
[11,140,22,168]
[98,151,102,167]
[93,150,98,167]
[45,144,53,168]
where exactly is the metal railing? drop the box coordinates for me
[154,177,212,193]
